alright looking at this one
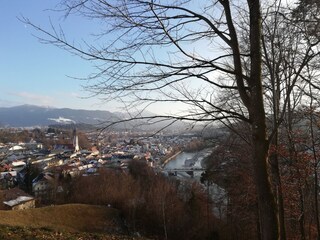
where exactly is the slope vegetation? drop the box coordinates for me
[0,204,120,233]
[0,204,152,239]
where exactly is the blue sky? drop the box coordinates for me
[0,1,114,111]
[0,1,195,115]
[0,1,299,115]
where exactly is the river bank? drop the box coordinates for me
[161,150,182,167]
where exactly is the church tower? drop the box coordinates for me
[72,128,80,152]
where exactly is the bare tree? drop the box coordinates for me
[22,0,320,239]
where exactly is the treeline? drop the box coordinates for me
[59,161,221,240]
[202,114,320,239]
[0,129,39,144]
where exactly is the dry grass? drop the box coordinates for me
[0,204,154,239]
[0,204,121,233]
[0,225,152,240]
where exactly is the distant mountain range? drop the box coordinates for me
[0,105,187,131]
[0,105,120,128]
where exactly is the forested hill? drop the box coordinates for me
[0,105,119,128]
[0,105,187,131]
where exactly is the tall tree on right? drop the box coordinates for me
[23,0,320,239]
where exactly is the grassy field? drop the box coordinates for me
[0,204,152,240]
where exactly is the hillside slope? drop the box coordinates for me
[0,204,152,239]
[0,104,187,131]
[0,105,119,127]
[0,204,121,233]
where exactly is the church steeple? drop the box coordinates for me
[72,128,80,152]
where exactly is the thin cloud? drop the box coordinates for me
[9,91,55,106]
[0,98,20,107]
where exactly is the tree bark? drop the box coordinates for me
[248,1,279,239]
[308,89,320,239]
[251,125,278,240]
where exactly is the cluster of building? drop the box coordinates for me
[0,128,200,210]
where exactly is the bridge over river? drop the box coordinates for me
[162,168,205,172]
[161,167,206,177]
[162,148,211,176]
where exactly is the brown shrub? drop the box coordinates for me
[61,166,221,240]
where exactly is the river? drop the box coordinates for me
[164,148,227,219]
[164,148,211,179]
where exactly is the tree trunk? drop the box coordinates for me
[161,200,168,240]
[269,33,286,240]
[270,138,286,240]
[308,92,320,239]
[251,126,278,240]
[270,153,286,240]
[248,1,279,239]
[298,185,306,240]
[314,164,320,240]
